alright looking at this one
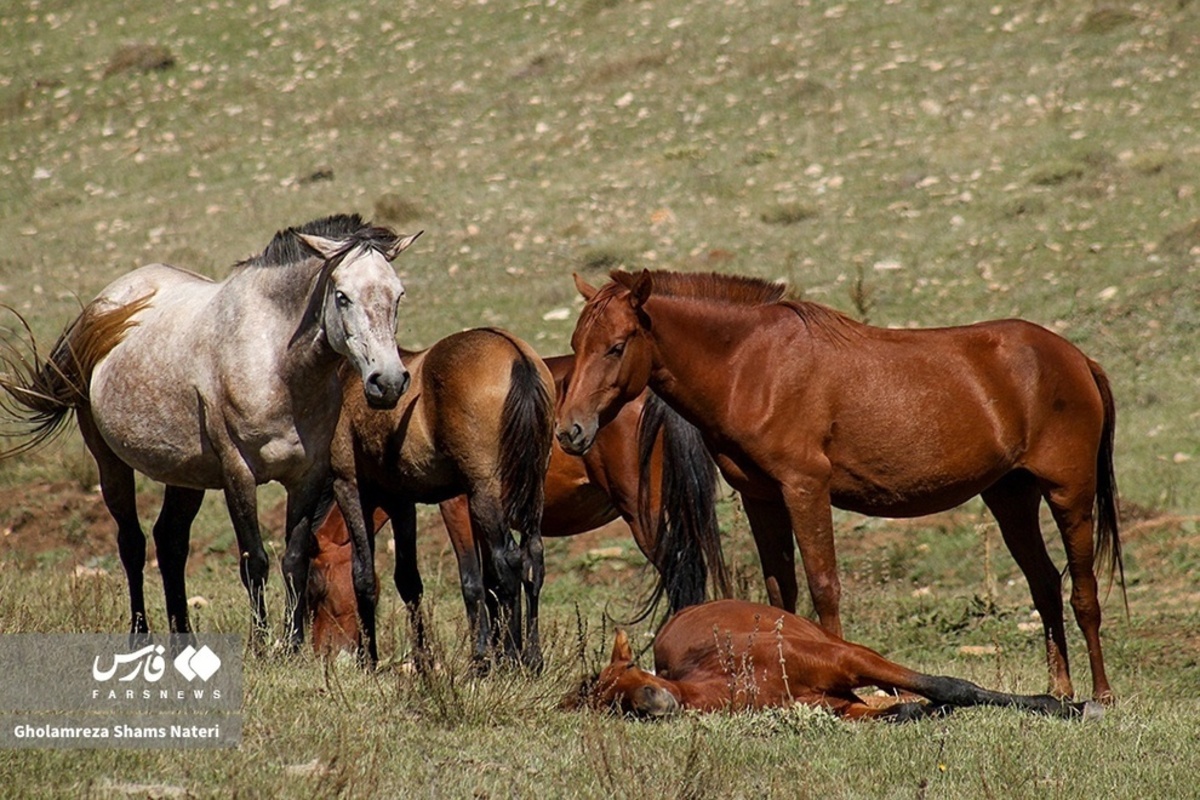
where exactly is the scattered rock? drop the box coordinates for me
[285,758,328,778]
[958,644,1000,656]
[587,547,623,559]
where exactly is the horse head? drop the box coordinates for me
[584,629,680,718]
[556,270,654,455]
[300,230,422,409]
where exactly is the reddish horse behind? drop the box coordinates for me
[309,353,728,657]
[557,269,1122,702]
[570,599,1102,721]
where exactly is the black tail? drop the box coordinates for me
[497,345,554,542]
[634,392,728,621]
[0,299,147,458]
[1089,359,1126,613]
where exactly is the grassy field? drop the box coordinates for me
[1,0,1198,796]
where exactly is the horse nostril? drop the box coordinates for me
[398,370,411,396]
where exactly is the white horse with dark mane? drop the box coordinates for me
[0,214,419,647]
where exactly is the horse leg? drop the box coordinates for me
[440,494,491,669]
[471,491,523,664]
[1045,481,1113,703]
[832,641,1095,720]
[519,525,545,673]
[740,495,800,613]
[387,498,428,668]
[221,467,269,645]
[981,473,1073,699]
[780,476,842,638]
[77,411,149,635]
[280,471,333,651]
[332,476,381,666]
[152,486,205,634]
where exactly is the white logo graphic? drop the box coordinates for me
[173,645,222,682]
[92,645,167,683]
[91,643,222,683]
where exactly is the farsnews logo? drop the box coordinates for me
[172,645,221,682]
[92,644,222,684]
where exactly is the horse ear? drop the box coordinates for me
[298,233,343,261]
[629,269,652,309]
[610,629,633,664]
[386,230,423,261]
[574,273,599,302]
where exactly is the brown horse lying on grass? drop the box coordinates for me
[568,600,1103,722]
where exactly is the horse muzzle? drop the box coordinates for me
[556,419,596,456]
[633,685,680,718]
[363,368,410,409]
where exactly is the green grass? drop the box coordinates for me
[2,0,1199,795]
[1,511,1199,798]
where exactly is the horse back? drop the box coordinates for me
[653,599,831,677]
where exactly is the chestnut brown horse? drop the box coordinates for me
[309,354,728,655]
[330,327,555,669]
[556,269,1122,703]
[569,599,1102,721]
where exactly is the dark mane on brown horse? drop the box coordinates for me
[608,269,859,337]
[611,269,788,305]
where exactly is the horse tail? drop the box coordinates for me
[0,296,150,457]
[1088,359,1126,611]
[495,336,554,540]
[635,392,728,620]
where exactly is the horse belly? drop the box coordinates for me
[824,392,1021,516]
[829,455,1010,517]
[90,354,225,489]
[543,484,617,537]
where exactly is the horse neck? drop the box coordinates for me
[659,672,744,712]
[642,296,771,431]
[241,259,341,374]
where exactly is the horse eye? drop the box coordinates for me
[606,341,626,358]
[335,290,350,308]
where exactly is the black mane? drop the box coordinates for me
[239,213,400,268]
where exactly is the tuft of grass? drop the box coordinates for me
[1160,218,1200,256]
[579,246,636,273]
[1026,161,1087,186]
[759,202,819,226]
[373,193,424,226]
[1078,8,1141,35]
[102,43,175,78]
